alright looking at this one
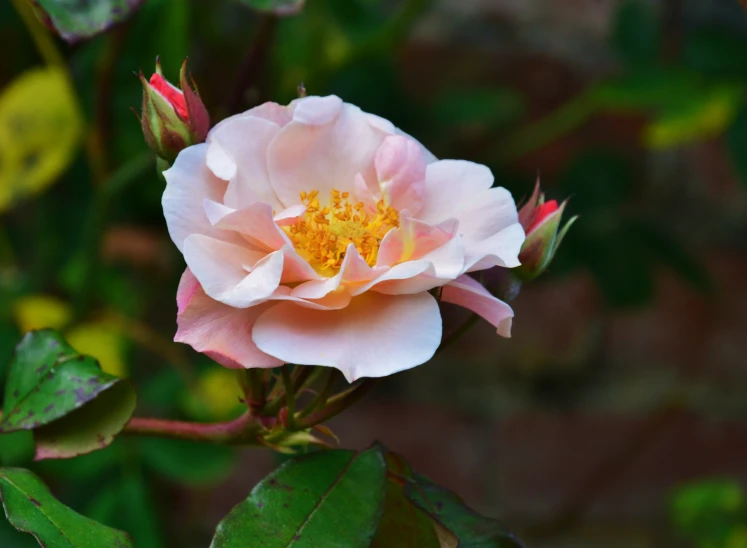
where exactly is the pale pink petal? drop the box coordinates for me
[205,200,290,252]
[440,275,513,337]
[253,292,442,382]
[163,144,237,252]
[464,223,525,271]
[274,204,307,226]
[361,235,464,295]
[353,173,380,210]
[291,245,378,299]
[418,160,522,271]
[375,135,426,214]
[207,115,284,210]
[183,235,283,308]
[376,216,458,268]
[175,270,282,369]
[267,97,390,206]
[270,286,352,310]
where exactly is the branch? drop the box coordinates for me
[124,412,261,445]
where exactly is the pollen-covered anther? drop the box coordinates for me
[282,189,400,273]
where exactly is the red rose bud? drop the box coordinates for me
[139,58,210,163]
[515,180,577,281]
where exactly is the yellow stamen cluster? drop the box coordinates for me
[283,189,400,273]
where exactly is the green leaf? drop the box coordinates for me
[0,467,133,547]
[611,0,660,66]
[139,438,237,486]
[211,446,387,547]
[233,0,305,15]
[30,0,145,42]
[371,451,443,548]
[0,330,136,460]
[405,473,526,548]
[727,104,747,189]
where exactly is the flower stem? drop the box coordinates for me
[124,412,260,445]
[296,378,378,429]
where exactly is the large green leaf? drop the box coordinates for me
[0,467,133,547]
[233,0,305,15]
[211,446,387,547]
[0,330,136,459]
[371,451,444,548]
[29,0,145,43]
[406,474,526,548]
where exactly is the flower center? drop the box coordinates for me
[282,189,400,273]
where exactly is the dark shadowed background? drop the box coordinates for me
[2,0,747,546]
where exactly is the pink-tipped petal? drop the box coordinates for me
[175,271,283,369]
[440,275,514,337]
[253,291,441,382]
[375,135,426,214]
[208,201,290,252]
[376,216,458,268]
[274,204,307,226]
[183,235,283,308]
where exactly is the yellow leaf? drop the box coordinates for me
[0,67,82,213]
[66,322,128,378]
[11,294,72,332]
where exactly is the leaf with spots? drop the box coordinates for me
[0,467,134,547]
[211,446,387,547]
[405,473,527,548]
[0,330,136,460]
[29,0,145,42]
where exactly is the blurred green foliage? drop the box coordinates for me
[672,479,747,548]
[0,0,745,545]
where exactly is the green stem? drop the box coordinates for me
[296,378,378,429]
[11,0,66,69]
[124,412,260,445]
[298,368,336,419]
[493,90,599,164]
[280,366,299,430]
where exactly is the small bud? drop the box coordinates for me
[514,180,577,281]
[139,58,210,163]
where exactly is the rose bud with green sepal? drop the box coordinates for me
[514,181,577,281]
[139,58,210,163]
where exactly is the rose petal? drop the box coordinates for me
[207,115,285,210]
[376,216,458,268]
[361,234,464,296]
[163,144,236,252]
[205,200,290,252]
[267,97,390,206]
[253,291,442,382]
[175,269,283,369]
[464,223,525,271]
[291,244,378,299]
[440,275,513,337]
[375,135,426,214]
[183,235,283,308]
[418,160,523,271]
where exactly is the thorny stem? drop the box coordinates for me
[124,412,261,445]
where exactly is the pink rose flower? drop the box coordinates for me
[163,96,525,381]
